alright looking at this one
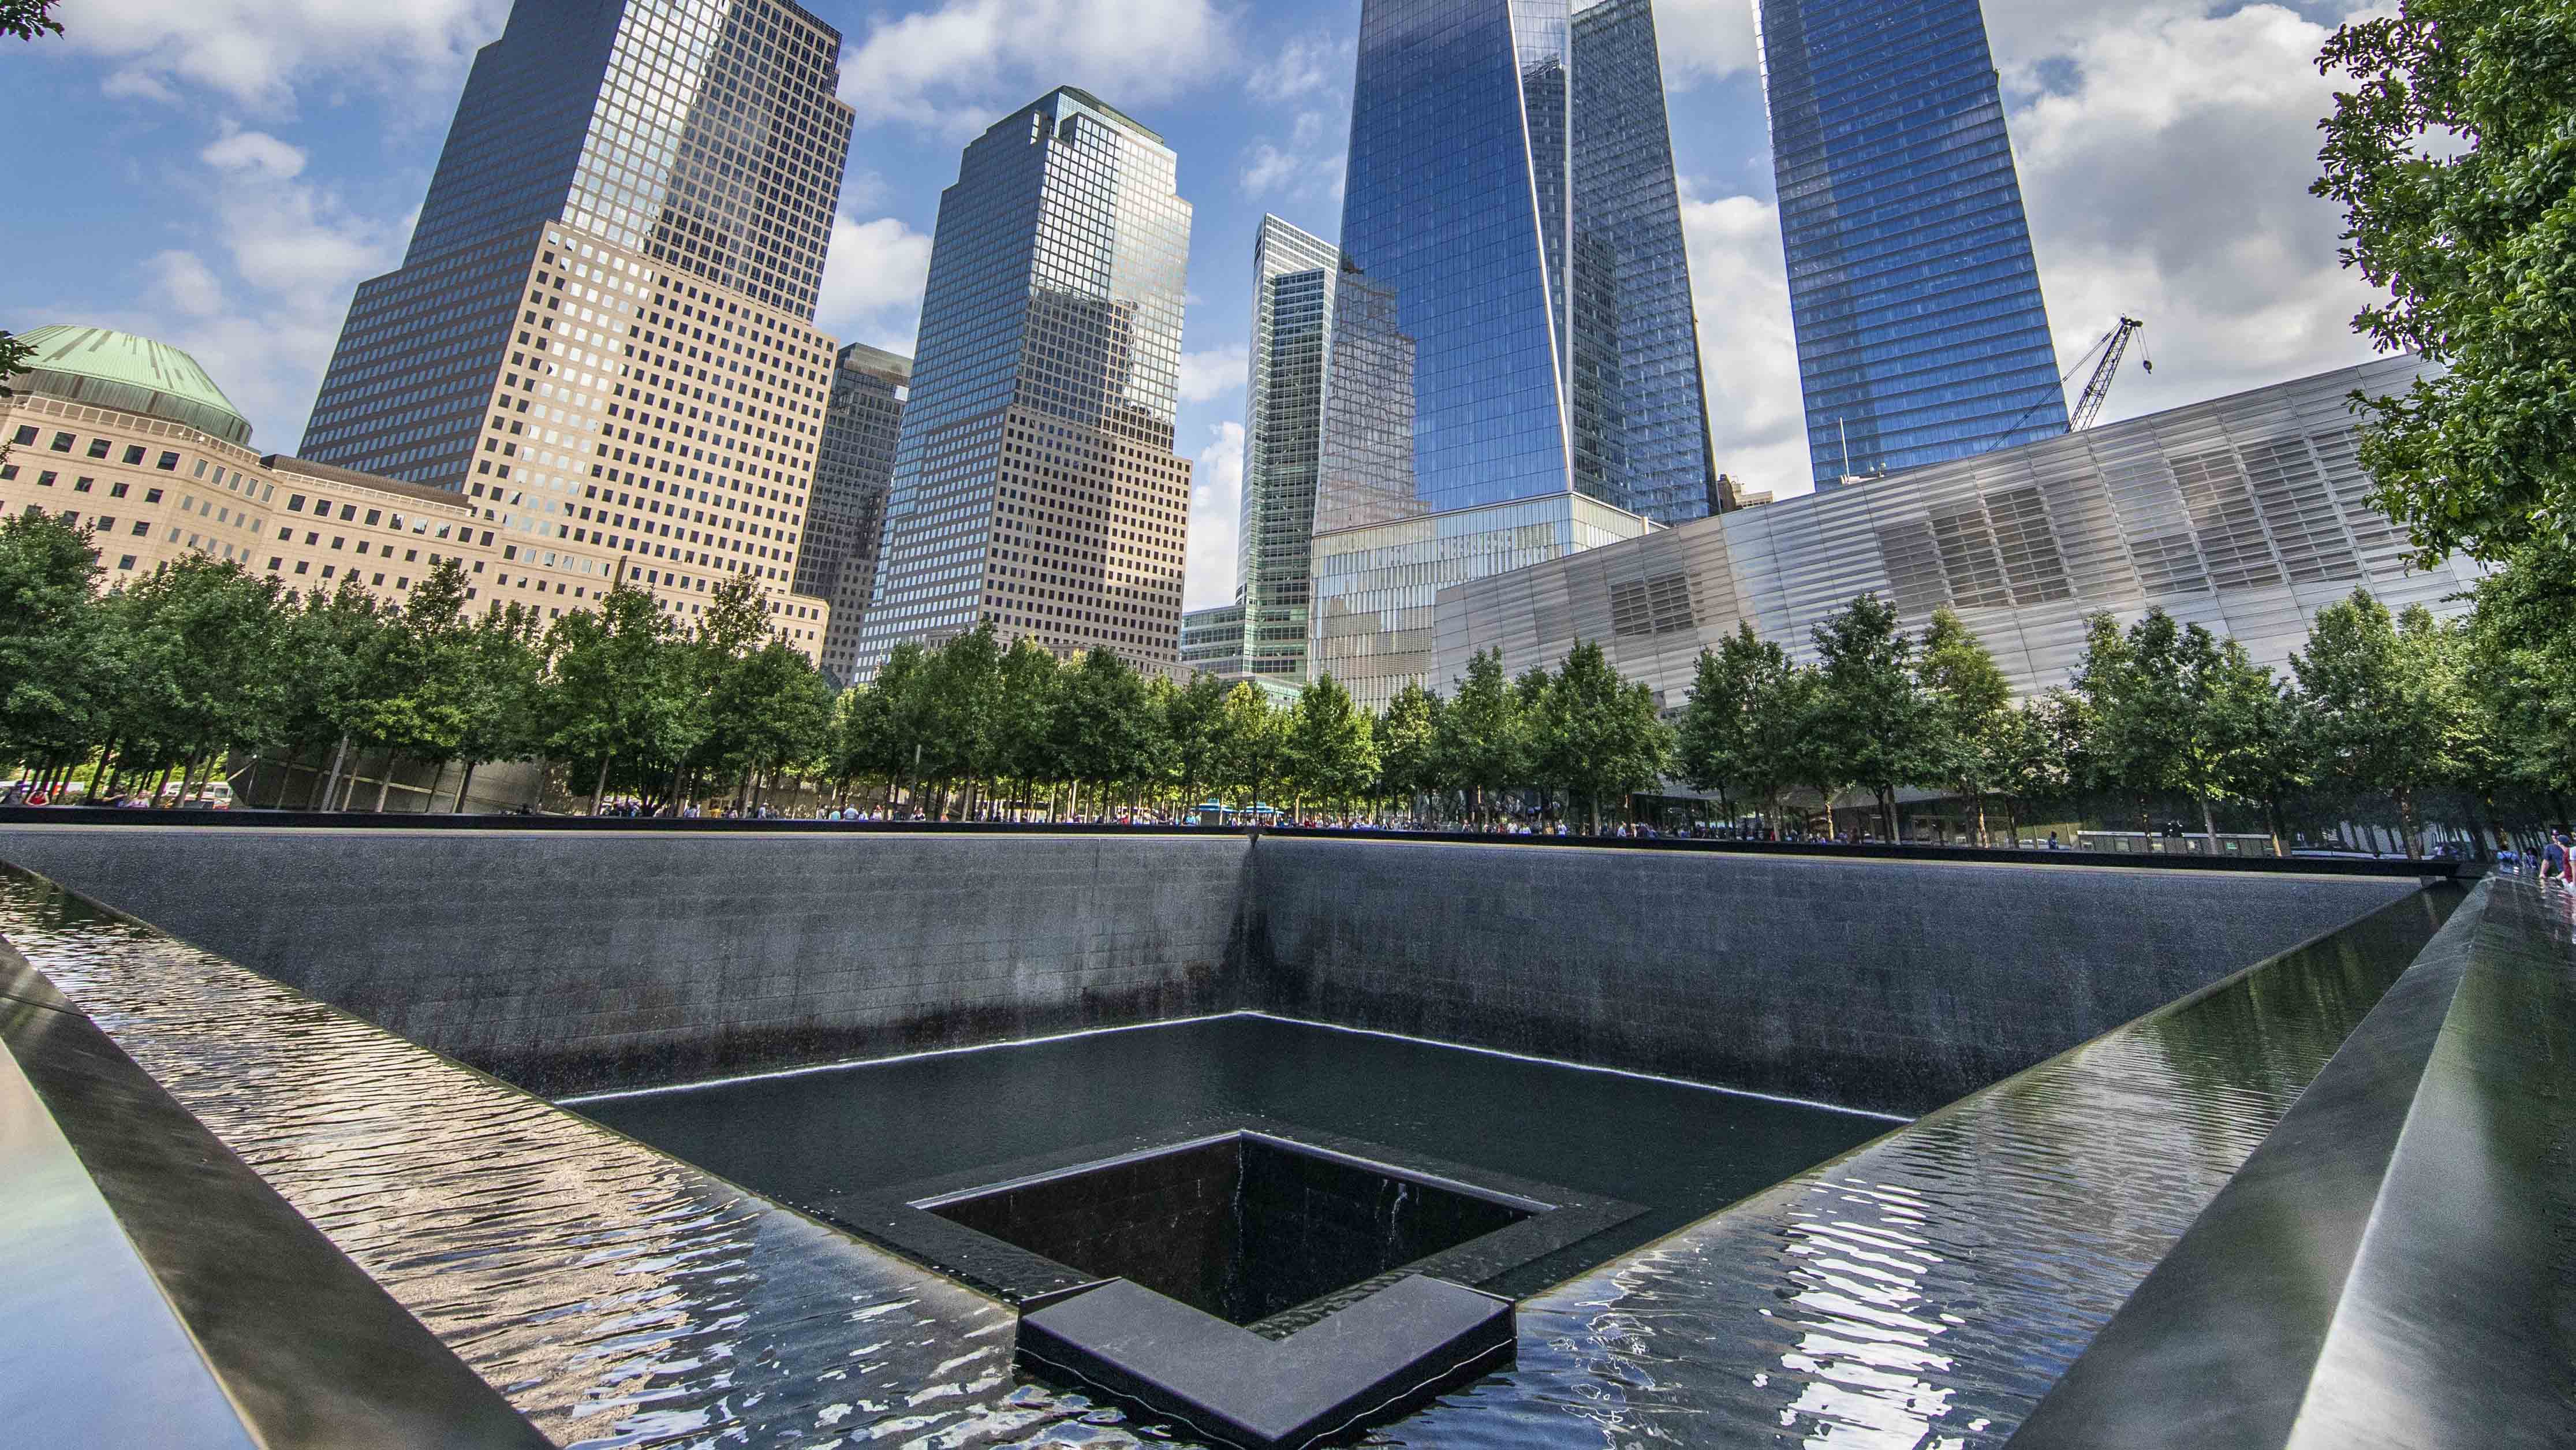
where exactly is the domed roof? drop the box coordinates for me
[8,325,253,446]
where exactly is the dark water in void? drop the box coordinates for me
[576,1015,1896,1302]
[0,862,2454,1450]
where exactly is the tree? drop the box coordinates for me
[103,557,288,804]
[446,602,543,811]
[2291,589,2466,856]
[1990,694,2080,845]
[1164,669,1234,811]
[1375,681,1442,819]
[1051,647,1158,811]
[1916,609,2015,843]
[538,585,683,808]
[992,636,1066,812]
[2207,652,2316,857]
[1810,595,1937,839]
[345,558,478,810]
[0,512,106,777]
[2314,1,2576,560]
[1677,625,1805,834]
[267,579,397,807]
[1210,682,1285,814]
[2459,536,2576,811]
[0,0,64,42]
[1436,649,1522,823]
[1283,673,1378,813]
[1530,640,1671,833]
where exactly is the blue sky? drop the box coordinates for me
[2,0,2391,609]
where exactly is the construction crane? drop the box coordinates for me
[2069,315,2149,431]
[1999,315,2152,442]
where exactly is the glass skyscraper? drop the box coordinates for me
[1308,0,1705,700]
[300,0,854,651]
[1235,217,1344,683]
[806,343,910,684]
[849,88,1194,681]
[1757,0,2068,490]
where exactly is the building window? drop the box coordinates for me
[9,426,33,446]
[85,439,109,460]
[322,565,335,578]
[144,489,162,504]
[155,452,179,471]
[48,432,73,452]
[122,446,145,465]
[268,557,283,571]
[364,509,381,525]
[339,504,357,521]
[278,528,291,541]
[294,561,309,574]
[288,494,306,512]
[118,556,136,571]
[109,482,128,499]
[372,573,386,586]
[0,465,14,481]
[73,477,92,493]
[331,536,345,550]
[130,521,148,536]
[36,471,55,487]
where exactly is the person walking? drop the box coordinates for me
[2543,829,2572,891]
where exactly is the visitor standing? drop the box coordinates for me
[2543,830,2572,892]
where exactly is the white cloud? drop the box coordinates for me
[1653,0,1761,87]
[57,0,505,110]
[816,215,935,353]
[200,129,308,180]
[1179,345,1249,404]
[1681,194,1811,497]
[839,0,1234,135]
[1248,32,1344,103]
[147,251,225,318]
[1184,420,1244,612]
[2008,3,2385,426]
[1240,110,1344,202]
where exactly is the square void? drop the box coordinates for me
[924,1132,1536,1328]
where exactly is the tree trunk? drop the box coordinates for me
[2199,793,2220,855]
[88,745,116,804]
[593,755,612,813]
[320,735,351,812]
[2395,786,2422,860]
[453,760,479,814]
[153,763,174,807]
[375,754,399,812]
[2264,797,2288,859]
[1972,792,1989,848]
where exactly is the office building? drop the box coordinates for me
[805,344,910,682]
[1180,602,1248,679]
[300,0,853,647]
[1234,217,1345,684]
[1309,0,1716,702]
[0,327,775,647]
[1571,0,1730,522]
[1432,357,2474,706]
[1757,0,2068,489]
[850,88,1194,681]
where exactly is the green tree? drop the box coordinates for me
[1284,673,1379,813]
[1163,669,1235,810]
[1990,694,2080,845]
[2291,589,2466,856]
[267,579,396,807]
[341,558,479,810]
[2459,536,2576,811]
[2314,1,2576,560]
[1436,648,1522,823]
[2207,651,2316,856]
[539,584,684,808]
[1051,647,1157,812]
[103,557,288,804]
[1916,608,2017,843]
[992,635,1066,813]
[1530,640,1671,833]
[0,0,63,42]
[1375,681,1442,819]
[445,601,543,811]
[1810,594,1937,839]
[1211,682,1285,815]
[1677,624,1807,834]
[0,512,106,778]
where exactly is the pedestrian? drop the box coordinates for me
[2544,829,2573,891]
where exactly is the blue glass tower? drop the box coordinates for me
[1757,0,2067,490]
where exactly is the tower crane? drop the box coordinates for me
[2069,315,2149,431]
[1999,315,2152,442]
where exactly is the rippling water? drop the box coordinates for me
[0,865,2450,1449]
[1365,887,2456,1448]
[0,871,1179,1450]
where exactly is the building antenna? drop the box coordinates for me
[1838,418,1852,476]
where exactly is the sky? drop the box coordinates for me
[0,0,2395,611]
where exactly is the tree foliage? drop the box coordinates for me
[2314,0,2576,560]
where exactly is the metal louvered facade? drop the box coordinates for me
[1430,355,2482,706]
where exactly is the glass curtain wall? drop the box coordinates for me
[1757,0,2066,491]
[1237,218,1345,683]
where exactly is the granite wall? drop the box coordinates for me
[0,825,2431,1113]
[0,826,1249,1095]
[1241,838,2432,1115]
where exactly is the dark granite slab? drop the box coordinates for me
[1019,1273,1515,1449]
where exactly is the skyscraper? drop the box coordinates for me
[1571,0,1731,521]
[1757,0,2067,490]
[849,88,1194,681]
[1234,217,1343,684]
[1308,0,1698,705]
[300,0,854,651]
[805,343,910,684]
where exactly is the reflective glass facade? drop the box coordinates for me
[1237,217,1344,683]
[1758,0,2067,490]
[298,0,853,656]
[1334,0,1578,519]
[1435,356,2477,705]
[808,343,910,683]
[1571,0,1727,523]
[851,89,1194,681]
[1312,491,1654,709]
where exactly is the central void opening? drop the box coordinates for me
[576,1016,1892,1301]
[924,1133,1535,1326]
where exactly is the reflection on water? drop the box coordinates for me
[0,872,1160,1450]
[1368,887,2456,1449]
